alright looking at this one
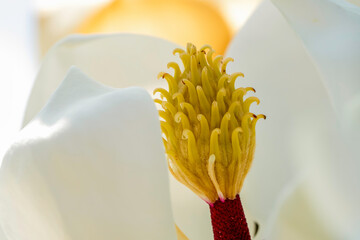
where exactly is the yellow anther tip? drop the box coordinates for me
[182,129,192,139]
[173,48,185,55]
[219,88,226,93]
[234,127,243,133]
[167,62,176,67]
[154,99,162,104]
[258,114,267,120]
[153,88,160,95]
[208,154,216,163]
[157,72,165,79]
[200,44,213,52]
[174,112,182,122]
[172,92,182,100]
[224,112,231,119]
[212,128,221,134]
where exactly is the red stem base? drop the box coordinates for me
[210,195,251,240]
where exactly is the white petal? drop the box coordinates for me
[169,176,213,240]
[23,33,214,240]
[270,0,360,238]
[0,67,176,240]
[271,0,360,116]
[271,0,360,170]
[24,34,181,126]
[0,0,37,162]
[226,1,339,239]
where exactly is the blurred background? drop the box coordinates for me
[0,0,262,160]
[36,0,261,56]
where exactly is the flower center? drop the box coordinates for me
[154,43,265,204]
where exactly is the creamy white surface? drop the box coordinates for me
[0,67,176,240]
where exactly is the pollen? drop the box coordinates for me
[154,43,265,204]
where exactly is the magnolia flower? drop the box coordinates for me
[1,0,359,239]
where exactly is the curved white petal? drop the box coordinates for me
[271,0,360,117]
[169,176,213,240]
[225,1,342,239]
[269,0,360,239]
[0,0,37,162]
[0,67,176,239]
[271,0,360,163]
[22,33,219,240]
[23,34,181,126]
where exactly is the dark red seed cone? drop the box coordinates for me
[210,195,251,240]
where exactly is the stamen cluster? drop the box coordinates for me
[154,43,265,204]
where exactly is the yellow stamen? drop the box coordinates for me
[182,129,200,172]
[173,93,185,109]
[216,88,227,115]
[155,43,264,202]
[197,114,210,142]
[210,128,221,159]
[208,155,225,201]
[244,97,260,112]
[221,57,234,74]
[183,79,198,107]
[175,112,191,130]
[153,88,172,103]
[228,72,245,92]
[213,55,223,77]
[162,102,177,117]
[180,102,197,123]
[217,75,230,90]
[190,55,200,86]
[158,110,172,124]
[196,86,211,115]
[210,101,220,129]
[167,62,181,80]
[201,67,215,98]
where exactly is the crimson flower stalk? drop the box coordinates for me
[210,195,250,240]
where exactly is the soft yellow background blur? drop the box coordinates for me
[38,0,262,56]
